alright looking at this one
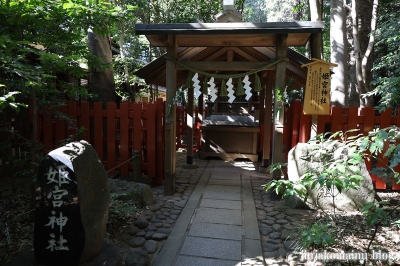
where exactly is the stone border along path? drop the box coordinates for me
[120,152,310,266]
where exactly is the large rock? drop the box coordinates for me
[34,141,110,265]
[286,142,376,211]
[109,179,153,205]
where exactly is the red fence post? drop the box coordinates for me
[67,102,77,141]
[79,102,90,143]
[42,108,53,152]
[55,106,67,148]
[133,102,143,177]
[107,102,117,175]
[299,113,311,143]
[155,98,164,185]
[393,108,400,190]
[374,108,392,189]
[93,103,103,162]
[146,103,157,183]
[120,102,129,176]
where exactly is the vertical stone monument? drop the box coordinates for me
[34,141,110,265]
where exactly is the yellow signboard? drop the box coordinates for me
[301,59,338,115]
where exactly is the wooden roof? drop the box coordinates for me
[134,46,311,90]
[135,22,324,47]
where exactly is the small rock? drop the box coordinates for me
[165,218,175,224]
[145,231,155,240]
[265,220,275,226]
[170,215,179,220]
[263,251,276,258]
[151,218,164,223]
[275,213,285,219]
[144,214,153,221]
[152,223,163,228]
[260,228,273,235]
[283,240,296,251]
[283,224,294,230]
[129,237,146,248]
[135,217,149,229]
[152,233,168,240]
[170,210,181,215]
[143,209,154,216]
[264,207,274,212]
[262,242,279,252]
[162,212,170,217]
[267,239,281,244]
[277,247,287,258]
[142,240,159,254]
[156,215,167,220]
[136,231,146,237]
[127,226,139,236]
[125,249,150,266]
[281,230,294,241]
[269,232,281,239]
[145,224,157,232]
[148,204,161,212]
[157,227,171,234]
[276,219,289,225]
[267,211,280,216]
[174,200,187,208]
[272,224,282,232]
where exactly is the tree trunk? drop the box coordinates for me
[88,28,115,103]
[330,0,349,107]
[351,0,378,107]
[309,0,323,59]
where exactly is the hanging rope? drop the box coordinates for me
[254,73,262,92]
[164,56,288,79]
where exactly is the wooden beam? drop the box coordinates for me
[202,47,229,61]
[176,61,276,71]
[231,47,259,61]
[227,48,234,61]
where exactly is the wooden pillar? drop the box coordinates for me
[310,33,322,139]
[262,71,274,167]
[271,34,287,179]
[164,35,177,195]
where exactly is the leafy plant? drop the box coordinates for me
[263,126,400,259]
[300,222,336,248]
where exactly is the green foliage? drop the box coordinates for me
[361,201,389,227]
[0,91,27,113]
[300,222,336,248]
[369,0,400,111]
[264,126,400,256]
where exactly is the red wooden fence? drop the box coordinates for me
[284,100,400,191]
[30,98,165,186]
[175,106,202,151]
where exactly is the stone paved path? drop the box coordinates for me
[120,151,311,266]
